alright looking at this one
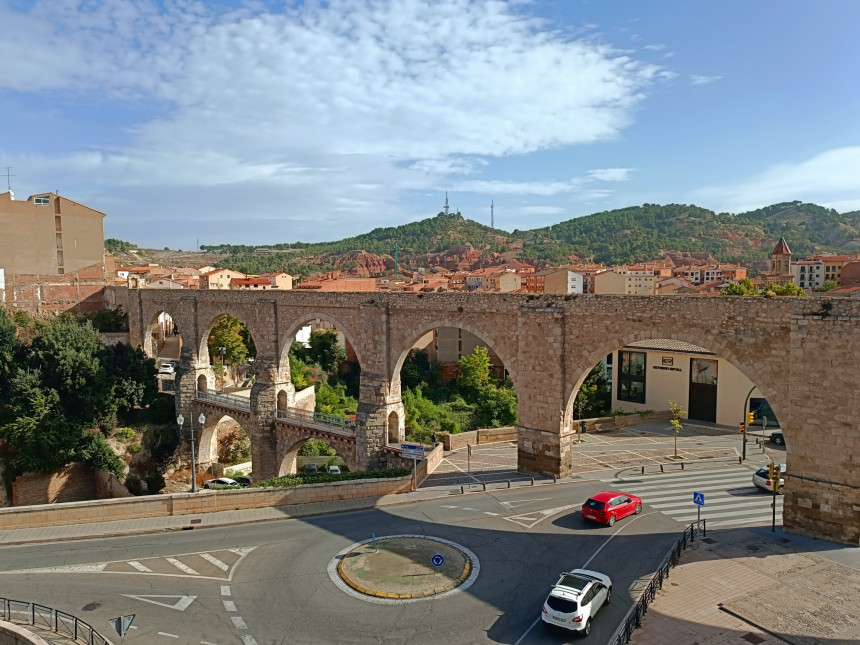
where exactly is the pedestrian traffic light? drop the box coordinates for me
[739,423,745,433]
[747,412,755,426]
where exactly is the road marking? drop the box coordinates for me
[440,505,459,508]
[241,636,258,645]
[513,513,650,645]
[228,547,256,557]
[497,497,552,509]
[231,617,247,629]
[503,504,579,529]
[201,641,219,644]
[221,585,231,596]
[157,633,179,639]
[223,600,237,612]
[484,512,499,516]
[1,563,107,574]
[462,507,478,511]
[122,595,197,611]
[201,553,230,571]
[166,557,199,575]
[128,561,152,572]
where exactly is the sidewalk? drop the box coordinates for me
[631,525,860,645]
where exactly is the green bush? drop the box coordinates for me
[128,443,141,454]
[144,469,165,494]
[147,395,175,424]
[256,467,409,489]
[115,427,136,441]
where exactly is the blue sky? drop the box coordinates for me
[2,0,858,249]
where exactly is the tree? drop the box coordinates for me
[305,330,347,373]
[818,280,839,292]
[400,349,430,391]
[208,315,250,368]
[573,363,611,419]
[458,346,493,391]
[669,400,687,459]
[721,278,759,296]
[763,282,807,297]
[0,307,21,395]
[472,384,517,428]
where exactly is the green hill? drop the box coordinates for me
[200,201,860,275]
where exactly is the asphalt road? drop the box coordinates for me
[0,481,686,645]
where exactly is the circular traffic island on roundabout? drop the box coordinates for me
[336,535,475,600]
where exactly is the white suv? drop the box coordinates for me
[158,362,175,375]
[541,569,612,636]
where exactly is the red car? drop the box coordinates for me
[582,491,643,526]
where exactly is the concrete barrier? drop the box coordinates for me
[0,622,50,645]
[0,476,413,531]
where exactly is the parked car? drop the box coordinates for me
[581,491,643,526]
[303,464,319,475]
[541,569,612,636]
[233,475,253,486]
[202,477,238,489]
[752,465,786,494]
[326,465,341,475]
[158,362,175,375]
[769,431,785,446]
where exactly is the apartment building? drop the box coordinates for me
[201,268,246,289]
[0,191,105,275]
[791,260,823,290]
[524,268,584,294]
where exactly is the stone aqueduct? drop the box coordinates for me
[124,289,860,545]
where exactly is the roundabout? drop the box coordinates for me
[328,534,480,604]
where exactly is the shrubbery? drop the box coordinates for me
[256,467,410,489]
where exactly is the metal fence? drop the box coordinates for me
[605,520,706,645]
[196,389,251,411]
[276,408,356,436]
[0,598,113,645]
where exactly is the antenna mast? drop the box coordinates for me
[491,200,494,228]
[4,167,14,192]
[444,191,450,216]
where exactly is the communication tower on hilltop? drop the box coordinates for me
[444,191,450,216]
[491,200,494,228]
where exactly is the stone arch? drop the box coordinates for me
[390,320,520,398]
[387,410,401,445]
[197,413,252,469]
[142,307,182,359]
[277,389,288,411]
[562,328,788,436]
[277,436,353,476]
[197,374,209,392]
[197,309,264,369]
[278,312,366,384]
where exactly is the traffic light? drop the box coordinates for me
[739,423,745,433]
[747,412,755,426]
[773,465,781,493]
[768,464,775,480]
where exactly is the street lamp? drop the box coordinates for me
[177,413,206,493]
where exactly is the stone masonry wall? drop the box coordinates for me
[12,463,97,506]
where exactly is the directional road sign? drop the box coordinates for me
[693,492,705,506]
[108,614,135,642]
[431,554,445,567]
[400,443,425,459]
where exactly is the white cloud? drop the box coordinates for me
[690,74,723,86]
[587,168,633,182]
[454,178,584,196]
[2,0,666,244]
[643,44,665,51]
[689,147,860,213]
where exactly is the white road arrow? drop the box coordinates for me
[121,595,197,611]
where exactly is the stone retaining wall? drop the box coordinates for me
[0,476,413,530]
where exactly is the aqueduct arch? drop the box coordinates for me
[126,289,860,545]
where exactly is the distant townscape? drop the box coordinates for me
[2,189,860,317]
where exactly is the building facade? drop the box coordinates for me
[0,191,105,275]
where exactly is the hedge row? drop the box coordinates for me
[256,467,411,489]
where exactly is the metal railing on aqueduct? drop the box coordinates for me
[196,390,251,412]
[276,408,356,436]
[0,597,113,644]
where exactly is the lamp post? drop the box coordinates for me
[177,413,206,493]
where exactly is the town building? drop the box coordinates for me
[610,339,776,427]
[0,190,105,275]
[201,268,246,290]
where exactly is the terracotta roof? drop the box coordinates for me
[772,236,792,256]
[626,339,714,354]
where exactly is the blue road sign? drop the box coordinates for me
[431,553,445,567]
[401,443,425,459]
[693,492,705,506]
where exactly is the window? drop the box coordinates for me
[34,196,50,205]
[618,351,646,403]
[55,216,62,231]
[56,250,64,267]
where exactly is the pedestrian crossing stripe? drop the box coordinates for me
[600,466,783,529]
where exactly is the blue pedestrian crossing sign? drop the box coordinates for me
[693,492,705,506]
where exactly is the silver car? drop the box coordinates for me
[541,569,612,636]
[752,465,786,493]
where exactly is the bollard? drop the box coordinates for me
[660,464,664,473]
[681,463,685,471]
[507,480,511,489]
[460,485,465,494]
[553,475,557,483]
[641,466,645,475]
[482,482,487,492]
[530,477,535,486]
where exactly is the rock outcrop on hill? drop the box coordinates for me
[427,243,482,271]
[332,251,394,277]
